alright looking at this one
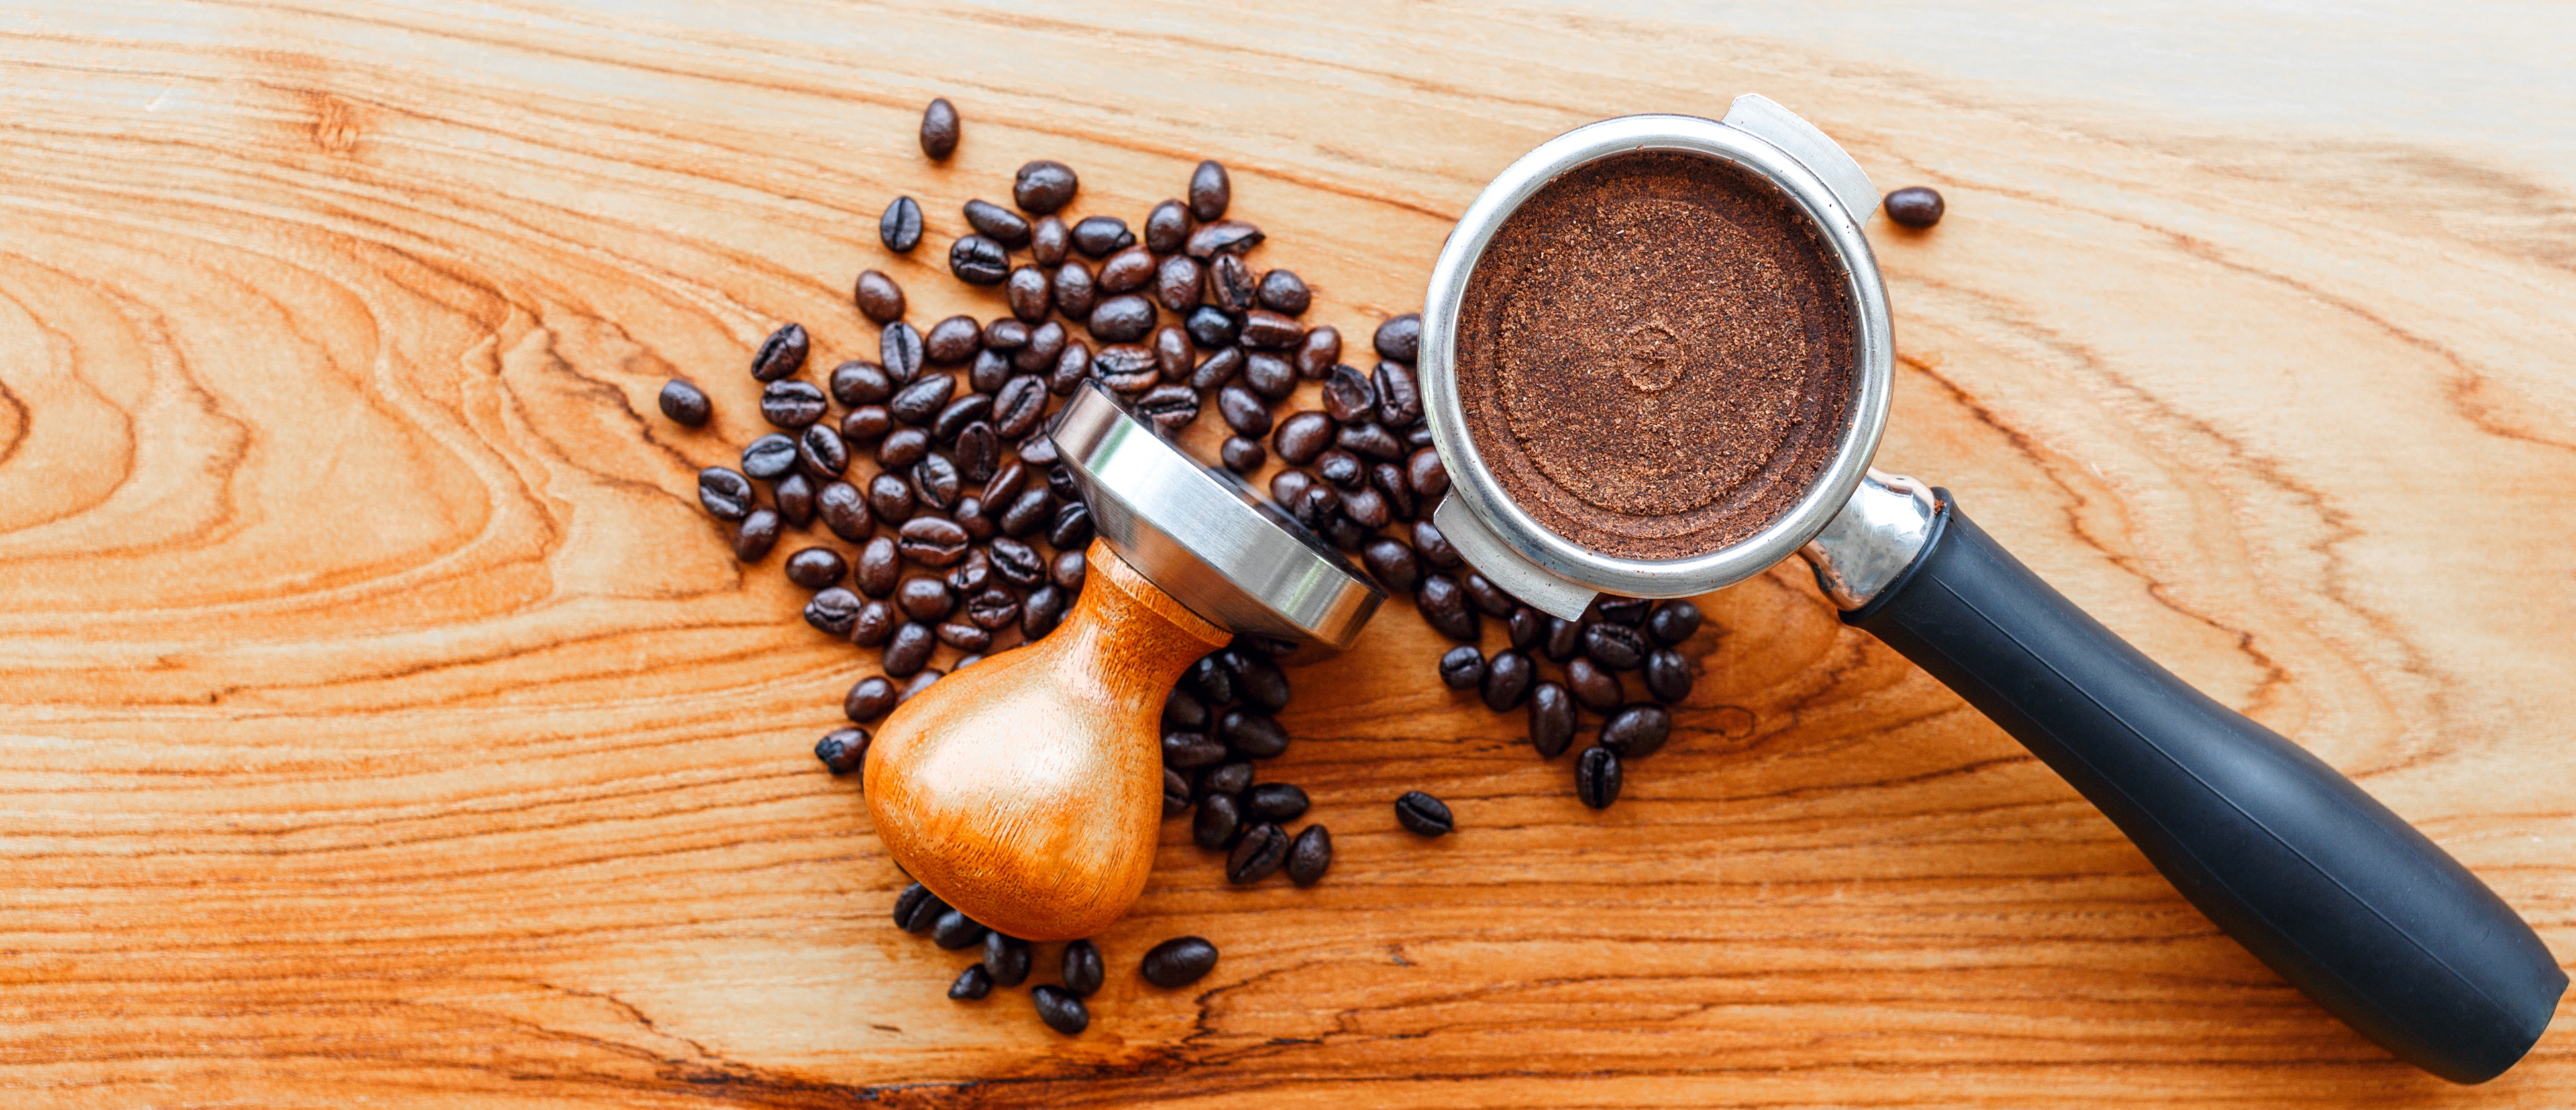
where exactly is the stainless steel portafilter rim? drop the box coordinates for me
[1417,99,1896,615]
[1049,380,1385,652]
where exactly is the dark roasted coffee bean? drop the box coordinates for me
[1285,824,1332,886]
[698,467,753,521]
[1142,936,1219,987]
[1070,215,1134,257]
[786,546,847,590]
[814,727,868,774]
[880,195,924,252]
[988,536,1044,589]
[851,598,899,646]
[1371,361,1423,427]
[1049,501,1093,550]
[1596,597,1652,625]
[851,539,898,599]
[1136,383,1200,434]
[964,587,1021,632]
[987,317,1036,354]
[1193,791,1241,848]
[1340,486,1389,529]
[1091,343,1159,393]
[1406,447,1448,503]
[1014,320,1067,373]
[1185,654,1233,705]
[1220,435,1265,474]
[923,315,981,365]
[1140,197,1190,252]
[1097,245,1155,293]
[1162,731,1224,770]
[798,423,849,477]
[1162,767,1193,817]
[1154,255,1203,314]
[881,620,936,676]
[731,509,780,562]
[1228,652,1290,712]
[1582,621,1648,670]
[1243,351,1294,400]
[1648,599,1703,645]
[945,546,993,595]
[773,472,816,527]
[1576,746,1621,809]
[846,674,898,722]
[936,620,989,651]
[1481,650,1534,711]
[1206,253,1256,313]
[1599,703,1672,758]
[896,574,953,621]
[1000,487,1053,537]
[1293,325,1342,379]
[838,405,891,448]
[1017,435,1060,467]
[1438,645,1485,690]
[954,422,998,483]
[1395,791,1453,837]
[751,323,808,382]
[877,427,929,469]
[1371,462,1415,521]
[893,881,947,933]
[1361,537,1420,593]
[881,321,924,382]
[1336,420,1403,460]
[1407,422,1435,448]
[813,481,869,542]
[890,373,955,425]
[1031,215,1069,265]
[1373,313,1420,363]
[1199,760,1253,799]
[1322,513,1366,551]
[1320,365,1375,423]
[1416,575,1480,642]
[1031,985,1089,1035]
[982,931,1031,988]
[948,234,1010,285]
[918,97,959,158]
[1316,450,1363,490]
[1212,385,1272,438]
[1537,619,1580,668]
[832,360,895,406]
[1412,518,1461,568]
[1462,573,1516,618]
[1884,185,1945,228]
[963,198,1032,248]
[1244,783,1308,822]
[1220,709,1289,758]
[1052,260,1097,319]
[741,434,798,480]
[804,587,861,636]
[1291,484,1341,532]
[1184,306,1240,349]
[1529,682,1576,759]
[659,379,711,426]
[1014,159,1079,214]
[1152,326,1192,382]
[1272,411,1334,465]
[1505,606,1544,651]
[855,268,906,323]
[1045,464,1080,504]
[1047,341,1091,395]
[1269,469,1313,513]
[932,393,991,442]
[1644,648,1693,703]
[1566,656,1623,713]
[898,515,971,566]
[1239,309,1299,349]
[900,668,944,705]
[1188,159,1230,221]
[1000,263,1051,321]
[1186,218,1263,258]
[947,963,991,1001]
[931,907,986,950]
[1228,822,1289,884]
[1256,268,1311,315]
[1040,550,1080,594]
[1022,583,1066,638]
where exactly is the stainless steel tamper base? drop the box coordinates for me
[1050,380,1384,652]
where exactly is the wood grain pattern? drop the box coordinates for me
[3,1,2573,1106]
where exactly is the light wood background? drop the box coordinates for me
[5,2,2573,1106]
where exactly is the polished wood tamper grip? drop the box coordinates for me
[863,539,1229,942]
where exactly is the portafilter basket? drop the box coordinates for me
[1415,95,2561,1084]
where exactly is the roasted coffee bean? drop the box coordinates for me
[1648,600,1703,645]
[1214,385,1272,438]
[1337,420,1403,460]
[1153,255,1203,314]
[945,964,991,1001]
[1000,487,1053,537]
[1395,791,1453,837]
[786,546,848,590]
[983,931,1032,988]
[1361,537,1421,593]
[1596,597,1652,625]
[1435,645,1487,691]
[1141,936,1219,987]
[962,587,1020,632]
[890,374,955,425]
[1053,260,1097,319]
[741,434,798,480]
[659,379,712,426]
[1416,574,1480,642]
[1503,605,1544,652]
[900,668,945,705]
[986,320,1036,357]
[932,394,992,442]
[949,234,1010,285]
[1462,573,1517,618]
[1412,518,1462,568]
[804,587,861,636]
[1582,621,1648,670]
[1273,825,1328,887]
[1199,760,1253,799]
[1136,383,1200,434]
[881,321,925,383]
[731,509,780,562]
[1206,253,1256,313]
[798,423,849,477]
[773,472,816,527]
[1162,731,1224,771]
[1097,245,1155,293]
[918,97,959,158]
[1884,185,1945,228]
[1406,447,1449,502]
[1031,985,1089,1035]
[1481,650,1535,711]
[935,621,989,651]
[1185,654,1233,705]
[1069,215,1134,257]
[1152,326,1193,382]
[923,315,981,365]
[1220,709,1290,758]
[1341,487,1389,529]
[852,536,900,596]
[1273,411,1334,465]
[1368,360,1421,427]
[1193,791,1242,848]
[954,423,999,483]
[881,621,937,676]
[1184,306,1240,349]
[1320,365,1376,423]
[1048,342,1091,395]
[1269,469,1314,513]
[963,198,1032,248]
[698,467,753,521]
[1373,313,1420,363]
[814,727,868,774]
[1049,501,1093,549]
[831,361,894,407]
[1091,343,1159,393]
[1529,682,1577,759]
[1599,703,1672,758]
[896,574,953,621]
[851,599,899,646]
[1022,583,1066,638]
[1187,158,1232,220]
[1162,691,1210,739]
[1576,746,1621,809]
[1291,484,1341,532]
[877,427,929,468]
[898,515,971,566]
[1031,214,1069,265]
[931,908,986,950]
[1162,767,1193,817]
[1566,656,1623,713]
[1538,618,1580,666]
[1243,351,1295,400]
[1407,425,1436,452]
[945,546,994,595]
[1014,320,1067,373]
[1014,159,1079,214]
[1316,449,1363,490]
[880,196,924,252]
[854,268,906,323]
[1250,266,1310,315]
[1371,462,1415,521]
[1244,783,1309,822]
[1644,648,1693,703]
[988,536,1044,588]
[989,269,1046,327]
[751,323,808,382]
[846,674,898,722]
[1220,435,1265,474]
[1228,652,1290,712]
[1017,435,1061,467]
[1134,197,1187,252]
[1323,514,1368,552]
[1289,325,1340,379]
[1228,822,1289,884]
[811,480,867,542]
[1186,218,1263,258]
[894,881,947,933]
[1239,309,1300,349]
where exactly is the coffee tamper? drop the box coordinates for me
[864,381,1383,942]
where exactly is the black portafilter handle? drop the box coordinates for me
[1847,493,2563,1083]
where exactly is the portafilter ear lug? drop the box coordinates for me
[1432,493,1596,620]
[1721,94,1880,223]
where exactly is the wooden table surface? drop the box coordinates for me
[6,2,2574,1106]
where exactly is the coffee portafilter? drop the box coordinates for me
[1417,97,2563,1083]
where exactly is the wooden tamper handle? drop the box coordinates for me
[863,538,1230,942]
